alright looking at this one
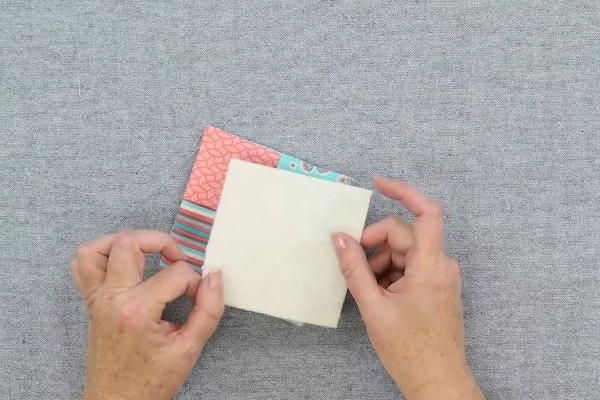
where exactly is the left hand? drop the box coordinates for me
[71,230,224,400]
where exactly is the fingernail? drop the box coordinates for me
[331,233,346,250]
[208,269,222,289]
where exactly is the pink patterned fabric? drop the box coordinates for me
[183,126,281,210]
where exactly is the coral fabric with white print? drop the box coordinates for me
[183,127,280,210]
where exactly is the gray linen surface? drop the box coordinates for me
[1,1,599,399]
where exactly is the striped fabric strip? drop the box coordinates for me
[180,199,216,217]
[173,221,210,239]
[176,214,212,231]
[162,199,215,268]
[172,232,207,252]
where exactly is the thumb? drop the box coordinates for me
[180,270,224,351]
[331,232,382,310]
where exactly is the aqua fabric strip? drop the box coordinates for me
[277,153,353,185]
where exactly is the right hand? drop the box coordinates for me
[331,177,484,400]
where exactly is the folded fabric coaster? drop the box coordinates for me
[203,159,372,328]
[163,126,352,268]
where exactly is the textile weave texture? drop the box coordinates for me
[0,1,599,399]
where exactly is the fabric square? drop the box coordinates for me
[203,159,372,328]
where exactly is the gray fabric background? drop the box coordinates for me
[1,1,599,399]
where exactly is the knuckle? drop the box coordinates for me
[116,299,143,325]
[149,230,171,244]
[158,231,173,242]
[429,276,446,291]
[425,262,461,291]
[170,260,190,272]
[385,216,402,226]
[429,201,444,217]
[212,303,225,320]
[416,268,451,292]
[180,341,202,361]
[85,291,104,314]
[86,291,110,317]
[75,243,93,258]
[340,260,358,280]
[169,261,194,277]
[115,230,136,245]
[70,259,78,274]
[70,260,82,287]
[446,259,461,281]
[202,303,224,323]
[383,216,396,224]
[447,258,460,270]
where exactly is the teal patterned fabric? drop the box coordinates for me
[277,153,353,185]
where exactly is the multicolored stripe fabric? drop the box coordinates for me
[161,199,215,268]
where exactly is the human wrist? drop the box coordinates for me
[83,385,141,400]
[396,363,483,400]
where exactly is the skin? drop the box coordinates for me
[71,231,223,400]
[331,177,484,399]
[72,178,483,400]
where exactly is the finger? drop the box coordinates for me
[361,217,413,252]
[92,230,186,261]
[374,177,444,254]
[73,243,110,298]
[180,270,224,350]
[101,231,186,287]
[374,177,437,217]
[105,233,146,286]
[391,252,406,270]
[74,231,185,291]
[367,245,391,275]
[70,259,86,295]
[137,261,202,313]
[446,258,462,293]
[331,232,382,311]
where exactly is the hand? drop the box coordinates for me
[71,230,224,400]
[331,178,484,400]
